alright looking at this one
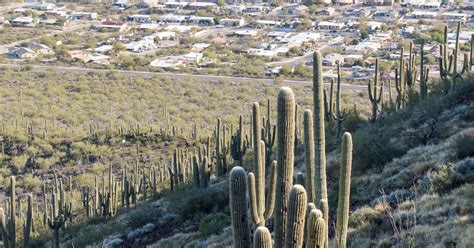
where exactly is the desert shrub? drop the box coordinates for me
[455,158,474,183]
[199,213,230,237]
[381,170,417,192]
[454,130,474,159]
[21,174,41,190]
[167,182,229,219]
[423,163,459,194]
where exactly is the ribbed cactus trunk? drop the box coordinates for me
[192,154,200,187]
[368,59,382,123]
[9,176,16,248]
[285,185,307,248]
[254,226,272,248]
[303,110,315,203]
[319,199,329,248]
[335,133,353,248]
[24,194,33,248]
[274,87,295,248]
[252,103,265,225]
[229,166,251,248]
[312,51,328,208]
[306,209,326,248]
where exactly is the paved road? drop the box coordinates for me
[0,63,368,90]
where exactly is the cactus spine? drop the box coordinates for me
[274,87,295,248]
[254,226,272,248]
[229,166,251,248]
[313,51,328,207]
[368,59,383,123]
[335,133,353,248]
[303,110,315,203]
[285,185,307,248]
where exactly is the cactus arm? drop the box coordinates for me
[263,161,276,220]
[248,173,260,225]
[303,110,315,203]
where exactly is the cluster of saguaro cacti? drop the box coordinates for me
[368,58,383,123]
[230,115,248,167]
[80,165,119,218]
[324,62,347,137]
[229,52,354,248]
[439,21,473,94]
[215,118,230,177]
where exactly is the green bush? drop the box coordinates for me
[199,213,230,237]
[454,131,474,159]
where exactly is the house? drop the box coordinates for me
[344,8,371,19]
[281,4,308,15]
[225,5,245,14]
[372,11,398,21]
[150,57,183,68]
[366,21,383,31]
[189,16,215,26]
[152,31,177,40]
[94,45,114,53]
[136,0,157,8]
[157,14,187,24]
[11,16,35,27]
[28,3,56,11]
[96,21,128,32]
[183,52,203,63]
[219,18,245,27]
[402,1,441,10]
[317,21,345,31]
[364,0,393,6]
[247,48,279,57]
[8,47,37,59]
[69,12,97,20]
[127,15,151,23]
[186,2,216,10]
[335,0,354,5]
[164,2,189,10]
[323,53,345,66]
[26,43,54,55]
[68,50,111,64]
[124,39,157,52]
[315,7,336,17]
[234,29,258,37]
[39,19,61,26]
[409,11,437,19]
[136,23,161,31]
[256,20,281,27]
[442,12,469,23]
[281,32,321,47]
[345,41,381,55]
[165,24,193,33]
[243,5,266,14]
[191,43,211,52]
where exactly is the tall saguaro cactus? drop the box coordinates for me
[0,176,17,248]
[229,166,251,248]
[368,59,383,123]
[419,39,430,100]
[313,51,328,207]
[303,110,315,203]
[395,46,406,110]
[285,185,307,248]
[274,87,296,248]
[335,133,353,248]
[439,21,469,93]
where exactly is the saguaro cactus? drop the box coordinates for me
[439,21,469,93]
[254,226,272,248]
[335,133,353,248]
[274,87,296,248]
[303,110,315,203]
[368,59,383,123]
[285,185,307,248]
[313,51,328,207]
[0,176,17,248]
[229,166,251,248]
[306,209,326,248]
[395,46,406,110]
[230,115,247,167]
[249,143,276,227]
[419,39,430,100]
[23,194,33,248]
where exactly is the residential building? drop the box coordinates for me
[11,16,35,27]
[409,11,437,19]
[364,0,393,5]
[281,3,308,15]
[323,53,345,66]
[189,16,215,26]
[372,10,399,21]
[157,14,187,24]
[68,50,112,64]
[127,15,151,23]
[152,31,177,40]
[335,0,354,5]
[164,2,189,10]
[219,18,245,27]
[234,29,258,37]
[69,12,98,20]
[28,3,56,11]
[187,2,217,10]
[150,57,183,68]
[317,21,345,31]
[96,21,128,32]
[281,32,321,47]
[315,7,336,17]
[442,12,469,23]
[26,43,54,55]
[8,47,37,59]
[124,39,158,52]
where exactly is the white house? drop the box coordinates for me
[442,12,469,23]
[317,21,345,31]
[219,18,245,27]
[127,15,151,23]
[11,16,34,27]
[323,53,345,66]
[189,16,215,26]
[234,29,258,37]
[8,47,37,59]
[409,11,438,19]
[157,14,187,24]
